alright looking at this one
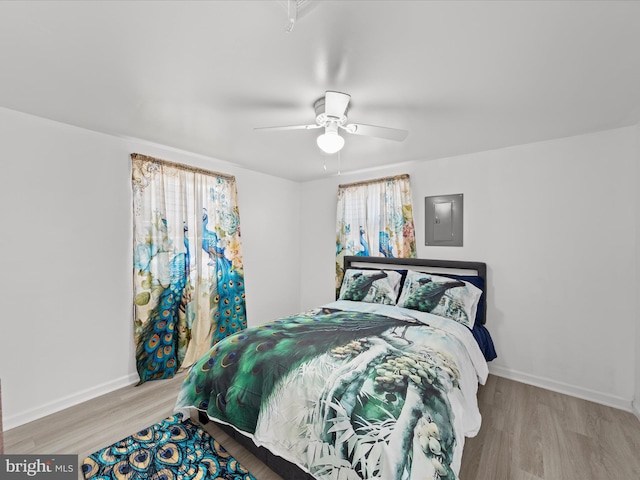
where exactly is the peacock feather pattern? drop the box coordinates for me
[202,209,247,346]
[401,278,465,313]
[340,271,388,301]
[81,413,255,480]
[132,155,247,384]
[335,175,417,297]
[176,307,468,479]
[178,309,417,433]
[135,223,191,384]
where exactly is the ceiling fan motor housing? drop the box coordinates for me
[314,97,347,127]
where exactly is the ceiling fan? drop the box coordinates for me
[255,91,408,154]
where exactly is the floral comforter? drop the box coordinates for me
[175,301,488,480]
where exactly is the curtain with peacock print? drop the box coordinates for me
[131,154,246,384]
[336,174,417,296]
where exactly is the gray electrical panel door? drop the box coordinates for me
[425,194,463,246]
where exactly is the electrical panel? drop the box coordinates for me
[425,194,463,246]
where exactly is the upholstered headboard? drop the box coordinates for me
[343,256,488,325]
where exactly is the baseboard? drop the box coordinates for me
[489,365,633,413]
[633,399,640,422]
[6,368,637,431]
[4,372,139,431]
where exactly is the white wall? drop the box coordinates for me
[299,126,638,411]
[0,107,301,430]
[1,103,637,430]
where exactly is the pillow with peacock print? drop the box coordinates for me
[397,270,483,328]
[338,269,403,305]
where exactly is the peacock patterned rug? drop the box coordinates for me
[81,413,255,480]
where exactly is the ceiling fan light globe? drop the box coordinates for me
[317,132,345,154]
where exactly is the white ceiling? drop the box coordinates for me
[1,1,639,182]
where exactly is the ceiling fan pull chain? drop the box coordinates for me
[285,0,297,33]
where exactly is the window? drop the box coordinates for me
[335,174,416,294]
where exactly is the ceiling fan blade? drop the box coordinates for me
[254,124,322,131]
[325,91,351,118]
[343,123,408,142]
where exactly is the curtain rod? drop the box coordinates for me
[131,153,236,181]
[338,173,410,189]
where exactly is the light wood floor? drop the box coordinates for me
[4,374,640,479]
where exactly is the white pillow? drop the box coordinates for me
[397,270,482,328]
[339,269,403,305]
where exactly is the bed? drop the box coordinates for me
[175,256,495,479]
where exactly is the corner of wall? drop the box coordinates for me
[635,120,640,420]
